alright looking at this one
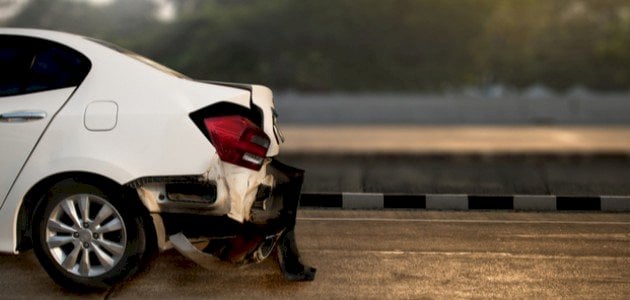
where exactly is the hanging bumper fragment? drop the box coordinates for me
[164,160,316,281]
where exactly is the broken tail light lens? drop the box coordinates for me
[203,116,270,170]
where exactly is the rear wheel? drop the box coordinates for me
[33,179,147,290]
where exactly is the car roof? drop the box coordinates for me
[0,27,91,46]
[0,27,168,77]
[0,28,124,62]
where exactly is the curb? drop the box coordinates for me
[299,193,630,212]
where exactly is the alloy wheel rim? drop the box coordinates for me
[45,194,127,277]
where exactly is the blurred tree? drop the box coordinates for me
[480,0,630,91]
[148,0,492,90]
[3,0,629,91]
[6,0,164,48]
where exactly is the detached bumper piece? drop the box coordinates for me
[275,228,317,281]
[168,160,316,281]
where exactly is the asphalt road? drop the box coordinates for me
[281,153,630,195]
[0,210,628,298]
[280,126,630,155]
[277,126,630,195]
[274,94,630,125]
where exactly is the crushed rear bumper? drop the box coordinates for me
[134,159,316,281]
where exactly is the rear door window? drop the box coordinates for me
[0,40,32,96]
[0,35,91,97]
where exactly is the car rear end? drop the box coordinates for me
[0,30,314,288]
[131,82,315,280]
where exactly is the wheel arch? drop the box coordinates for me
[16,171,156,253]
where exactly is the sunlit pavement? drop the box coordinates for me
[281,126,630,155]
[276,126,630,196]
[1,209,628,298]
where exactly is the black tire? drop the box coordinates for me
[32,179,148,290]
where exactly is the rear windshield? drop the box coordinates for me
[86,37,189,79]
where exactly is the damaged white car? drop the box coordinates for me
[0,28,315,290]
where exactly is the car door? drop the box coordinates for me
[0,35,91,208]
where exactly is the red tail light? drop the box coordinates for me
[203,116,270,170]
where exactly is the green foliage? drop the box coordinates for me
[4,0,630,91]
[481,0,630,91]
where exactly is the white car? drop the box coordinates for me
[0,28,315,289]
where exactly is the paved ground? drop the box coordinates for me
[1,210,628,299]
[280,126,630,155]
[274,93,630,124]
[281,153,630,195]
[277,126,630,195]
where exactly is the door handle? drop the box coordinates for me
[0,110,47,123]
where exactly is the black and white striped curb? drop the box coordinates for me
[299,193,630,211]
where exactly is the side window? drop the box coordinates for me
[0,40,32,97]
[0,35,91,97]
[27,44,91,93]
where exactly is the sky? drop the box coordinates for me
[0,0,28,21]
[0,0,177,22]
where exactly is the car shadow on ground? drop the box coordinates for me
[109,249,314,298]
[0,252,107,299]
[1,249,315,299]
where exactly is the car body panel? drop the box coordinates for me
[0,88,75,209]
[0,28,283,253]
